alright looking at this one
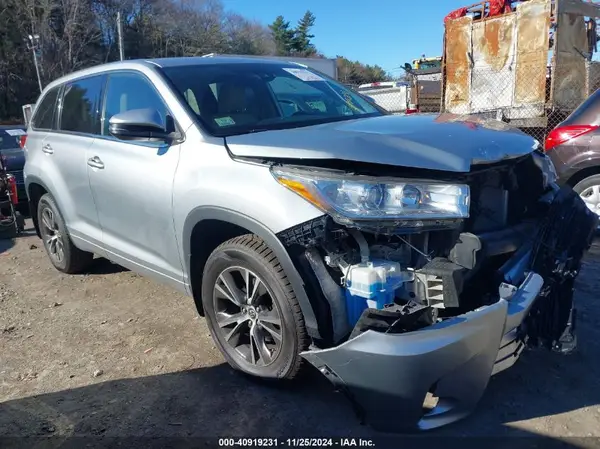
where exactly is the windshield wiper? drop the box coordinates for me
[224,128,271,137]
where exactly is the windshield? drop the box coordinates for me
[0,129,25,150]
[161,62,383,136]
[417,62,441,70]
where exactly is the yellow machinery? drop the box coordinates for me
[411,56,442,71]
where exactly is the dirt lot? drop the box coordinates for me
[1,220,600,445]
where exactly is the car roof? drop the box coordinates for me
[148,56,293,68]
[41,56,297,93]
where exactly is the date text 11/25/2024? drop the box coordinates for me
[218,438,376,447]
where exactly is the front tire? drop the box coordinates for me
[201,235,308,379]
[37,193,94,274]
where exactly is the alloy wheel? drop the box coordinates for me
[212,266,283,366]
[580,184,600,219]
[40,207,65,264]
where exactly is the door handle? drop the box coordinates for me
[42,144,53,154]
[87,156,104,169]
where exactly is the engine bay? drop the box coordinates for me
[275,152,596,350]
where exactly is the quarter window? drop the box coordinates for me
[31,87,60,130]
[60,75,104,134]
[102,72,168,136]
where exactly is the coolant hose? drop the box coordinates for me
[305,247,352,343]
[347,229,370,263]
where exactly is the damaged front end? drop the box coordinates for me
[274,152,598,432]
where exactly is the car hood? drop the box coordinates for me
[224,114,539,173]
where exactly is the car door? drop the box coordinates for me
[87,70,184,289]
[41,75,106,254]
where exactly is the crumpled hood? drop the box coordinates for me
[225,114,539,173]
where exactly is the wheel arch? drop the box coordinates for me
[182,206,321,340]
[565,164,600,188]
[25,175,51,238]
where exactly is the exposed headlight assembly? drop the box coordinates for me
[272,166,470,230]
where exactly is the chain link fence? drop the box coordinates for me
[354,60,600,146]
[442,59,600,144]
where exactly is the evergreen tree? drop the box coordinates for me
[268,16,294,56]
[291,10,316,56]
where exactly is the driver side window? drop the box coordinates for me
[102,72,168,136]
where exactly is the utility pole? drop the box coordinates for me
[117,11,124,61]
[26,34,43,94]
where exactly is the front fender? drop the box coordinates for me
[181,206,322,340]
[549,144,600,185]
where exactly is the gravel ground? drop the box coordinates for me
[1,220,600,446]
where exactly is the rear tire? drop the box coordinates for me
[38,193,93,274]
[201,234,308,380]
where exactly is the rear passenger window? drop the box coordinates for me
[32,87,59,130]
[60,75,104,135]
[102,72,168,136]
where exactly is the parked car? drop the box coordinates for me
[24,57,597,433]
[0,125,27,204]
[546,88,600,220]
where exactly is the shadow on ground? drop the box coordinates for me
[0,236,14,255]
[0,226,36,255]
[1,337,599,446]
[83,257,129,276]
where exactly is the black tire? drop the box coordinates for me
[37,193,93,274]
[573,175,600,194]
[201,234,308,379]
[573,175,600,222]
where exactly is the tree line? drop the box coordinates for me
[0,0,390,121]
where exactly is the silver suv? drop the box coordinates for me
[23,57,598,432]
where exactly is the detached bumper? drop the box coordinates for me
[301,272,543,432]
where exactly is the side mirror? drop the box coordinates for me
[108,108,172,141]
[403,63,413,72]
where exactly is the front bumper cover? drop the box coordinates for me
[301,272,542,432]
[300,186,597,433]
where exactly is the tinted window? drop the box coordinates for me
[60,76,104,134]
[32,87,59,130]
[161,62,382,137]
[102,72,168,136]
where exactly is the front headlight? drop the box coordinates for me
[272,166,470,228]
